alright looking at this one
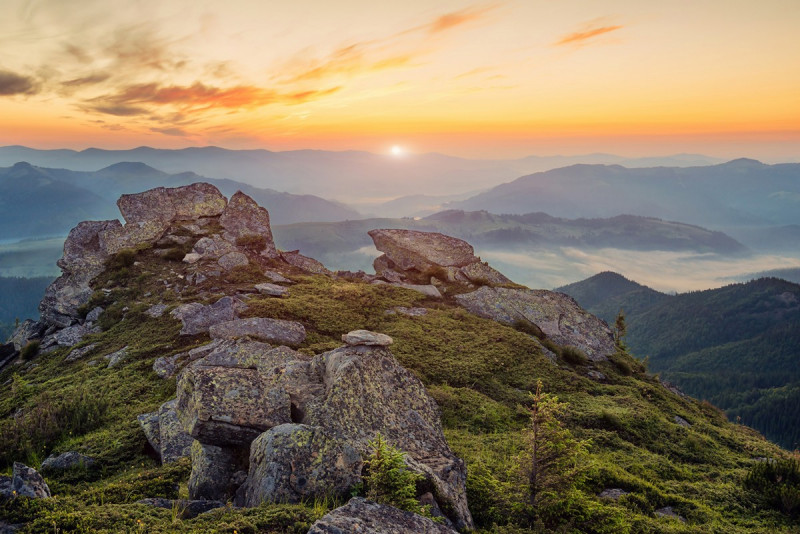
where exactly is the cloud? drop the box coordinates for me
[555,22,623,46]
[282,5,492,83]
[150,126,189,137]
[62,73,110,87]
[85,82,341,117]
[0,70,39,95]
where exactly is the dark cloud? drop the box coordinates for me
[150,126,189,136]
[90,104,148,116]
[0,70,39,95]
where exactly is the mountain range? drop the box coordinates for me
[0,145,725,203]
[448,159,800,231]
[0,161,359,240]
[557,272,800,449]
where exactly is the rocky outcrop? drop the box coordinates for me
[39,219,121,327]
[137,399,193,464]
[308,497,458,534]
[5,463,50,499]
[40,452,96,473]
[0,343,17,372]
[368,229,510,288]
[235,424,362,506]
[171,296,242,336]
[305,343,473,530]
[281,250,331,275]
[220,191,278,258]
[208,317,306,346]
[455,286,615,361]
[188,441,248,501]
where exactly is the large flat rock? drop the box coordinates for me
[455,286,615,361]
[369,229,478,271]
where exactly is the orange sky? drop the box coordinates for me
[0,0,798,159]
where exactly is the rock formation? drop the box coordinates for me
[308,497,458,534]
[368,228,511,288]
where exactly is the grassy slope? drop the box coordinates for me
[0,244,794,533]
[558,274,800,450]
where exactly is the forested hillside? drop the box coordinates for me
[558,273,800,449]
[0,276,50,340]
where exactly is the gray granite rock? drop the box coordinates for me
[599,488,628,500]
[218,251,249,271]
[235,424,362,507]
[655,506,686,522]
[455,286,615,361]
[369,229,479,271]
[188,441,249,501]
[308,497,458,534]
[342,330,393,347]
[145,304,168,318]
[280,250,331,275]
[11,463,50,499]
[219,191,278,258]
[208,317,306,346]
[255,283,288,297]
[104,346,129,368]
[171,296,240,336]
[40,451,96,473]
[158,399,194,463]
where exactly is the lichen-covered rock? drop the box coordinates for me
[191,236,237,260]
[137,411,161,454]
[167,182,227,220]
[369,229,479,272]
[391,282,442,299]
[342,330,393,347]
[8,320,44,351]
[218,251,250,271]
[176,360,291,446]
[264,270,293,284]
[280,250,331,275]
[208,317,306,346]
[235,424,362,507]
[11,463,50,499]
[146,304,167,318]
[99,219,170,255]
[40,451,96,473]
[65,343,98,363]
[158,400,194,463]
[104,346,129,368]
[455,286,615,361]
[308,497,458,534]
[188,441,248,501]
[40,220,121,327]
[305,345,473,530]
[459,261,512,285]
[54,324,90,347]
[255,283,288,297]
[118,187,175,224]
[171,296,240,336]
[220,191,278,257]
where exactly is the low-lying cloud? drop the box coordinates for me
[0,70,39,95]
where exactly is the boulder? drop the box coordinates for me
[99,219,169,255]
[655,506,686,522]
[235,424,362,507]
[11,463,50,499]
[8,320,44,352]
[255,283,288,297]
[40,451,96,473]
[40,220,121,327]
[85,306,104,323]
[455,286,615,361]
[190,236,237,260]
[117,187,175,224]
[305,345,473,530]
[280,251,331,275]
[219,191,278,257]
[158,400,194,463]
[171,296,240,336]
[308,497,458,534]
[104,346,129,368]
[176,359,291,446]
[368,229,478,271]
[54,324,90,347]
[145,304,167,318]
[218,251,250,271]
[459,261,512,285]
[136,497,225,519]
[188,441,248,501]
[137,411,161,454]
[674,415,691,427]
[264,270,293,284]
[167,183,227,220]
[208,317,306,346]
[342,330,393,347]
[599,488,629,500]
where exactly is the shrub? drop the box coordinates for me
[20,340,40,361]
[512,319,545,339]
[561,346,588,366]
[362,433,423,513]
[744,458,800,518]
[236,234,268,251]
[162,244,191,262]
[107,248,137,271]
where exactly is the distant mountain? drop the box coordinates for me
[273,210,746,273]
[0,162,361,240]
[558,273,800,449]
[728,267,800,285]
[448,159,800,229]
[0,145,724,202]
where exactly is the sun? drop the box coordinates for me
[390,145,405,157]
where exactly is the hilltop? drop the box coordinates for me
[0,184,796,533]
[558,272,800,449]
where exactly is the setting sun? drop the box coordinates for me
[390,145,405,157]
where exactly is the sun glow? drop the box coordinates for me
[390,145,405,157]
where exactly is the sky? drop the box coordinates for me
[0,0,798,159]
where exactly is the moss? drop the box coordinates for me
[561,345,589,366]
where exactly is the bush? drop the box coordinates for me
[236,234,268,251]
[362,433,423,514]
[744,457,800,518]
[20,340,40,361]
[561,346,588,366]
[107,248,137,271]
